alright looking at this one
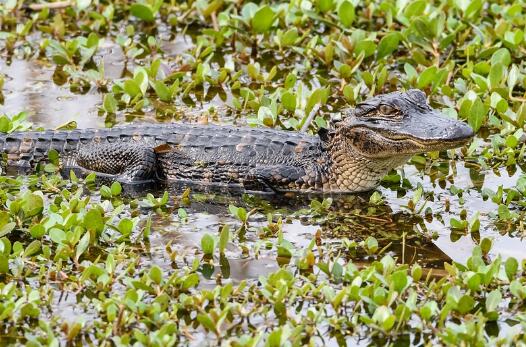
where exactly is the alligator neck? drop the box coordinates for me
[323,132,410,192]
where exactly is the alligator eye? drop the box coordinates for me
[378,105,398,115]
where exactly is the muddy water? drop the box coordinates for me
[1,45,526,283]
[138,157,526,283]
[0,59,104,128]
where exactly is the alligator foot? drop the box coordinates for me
[75,142,159,183]
[246,165,306,192]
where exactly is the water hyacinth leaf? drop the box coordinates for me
[118,218,134,236]
[489,64,505,90]
[251,6,275,33]
[417,66,437,89]
[103,93,118,114]
[281,91,296,112]
[491,48,511,66]
[505,257,518,281]
[377,32,402,59]
[111,182,122,196]
[457,295,475,314]
[49,228,66,244]
[23,240,41,257]
[149,265,162,284]
[152,81,171,102]
[201,233,215,256]
[338,1,355,28]
[316,0,333,12]
[480,238,492,255]
[0,222,15,238]
[372,306,395,331]
[508,64,520,91]
[30,224,46,238]
[182,273,199,290]
[420,301,438,320]
[365,236,378,254]
[0,256,7,273]
[84,208,104,235]
[75,232,90,262]
[354,40,376,58]
[390,270,408,292]
[258,106,275,126]
[464,0,482,18]
[123,80,142,98]
[130,3,155,22]
[197,313,217,333]
[485,290,501,320]
[218,225,230,254]
[21,192,44,218]
[468,97,486,132]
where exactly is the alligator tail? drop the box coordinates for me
[0,129,93,169]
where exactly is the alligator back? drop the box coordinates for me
[0,123,324,171]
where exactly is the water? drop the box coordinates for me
[1,40,526,285]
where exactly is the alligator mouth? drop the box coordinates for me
[371,128,474,150]
[351,125,474,157]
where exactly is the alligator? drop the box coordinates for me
[0,90,473,193]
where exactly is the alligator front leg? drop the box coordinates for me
[246,165,307,192]
[73,142,159,183]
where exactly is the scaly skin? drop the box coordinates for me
[0,90,474,193]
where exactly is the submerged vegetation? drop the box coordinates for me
[1,0,526,345]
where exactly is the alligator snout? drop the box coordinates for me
[443,121,474,143]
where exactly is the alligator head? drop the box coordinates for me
[337,89,474,158]
[324,89,474,192]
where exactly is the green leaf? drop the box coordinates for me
[251,6,275,33]
[201,233,215,256]
[338,1,355,28]
[457,295,475,314]
[505,257,518,281]
[123,79,142,98]
[404,0,427,18]
[23,240,41,257]
[118,218,134,236]
[282,91,296,112]
[84,208,104,235]
[152,81,172,102]
[480,237,492,255]
[485,290,502,314]
[197,313,217,333]
[111,182,122,196]
[130,3,155,22]
[354,40,376,58]
[218,225,230,254]
[0,222,15,238]
[390,270,409,293]
[75,232,90,262]
[0,256,8,273]
[489,64,505,89]
[21,192,44,218]
[377,32,402,59]
[468,97,486,132]
[316,0,333,12]
[149,265,162,284]
[417,66,438,89]
[491,48,511,67]
[30,224,46,238]
[49,228,66,244]
[103,93,118,114]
